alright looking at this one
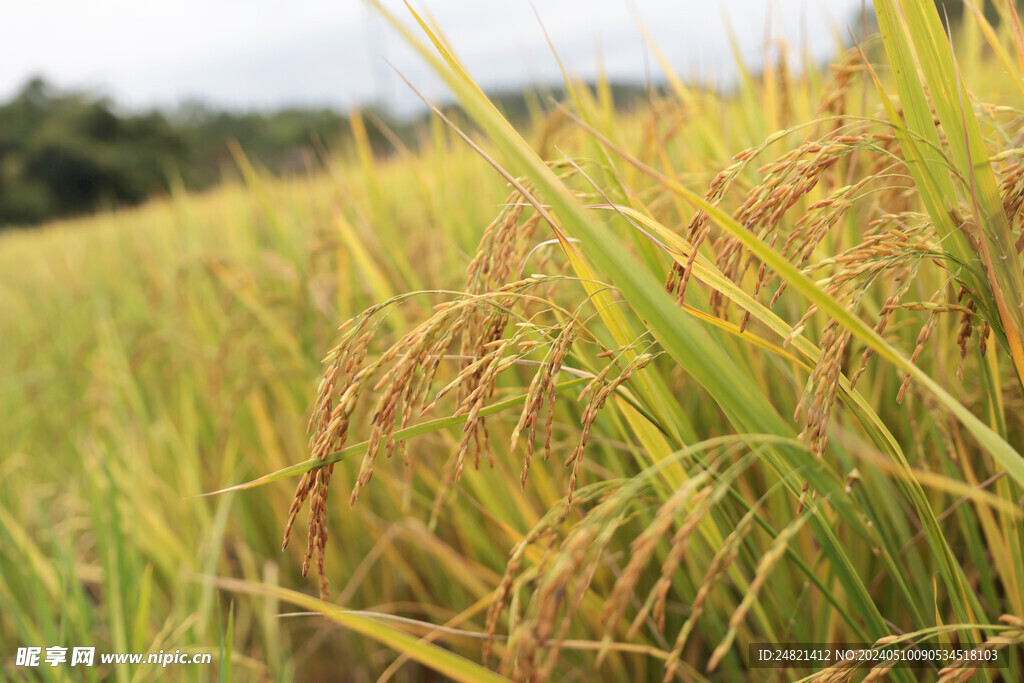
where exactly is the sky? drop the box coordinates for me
[0,1,870,115]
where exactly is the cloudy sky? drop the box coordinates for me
[1,0,869,114]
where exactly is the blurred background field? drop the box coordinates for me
[3,1,1024,681]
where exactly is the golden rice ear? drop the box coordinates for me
[291,246,627,601]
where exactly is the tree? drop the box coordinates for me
[933,0,1024,28]
[0,78,188,227]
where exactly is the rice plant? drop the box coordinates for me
[5,0,1024,680]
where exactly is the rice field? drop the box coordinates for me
[3,0,1024,680]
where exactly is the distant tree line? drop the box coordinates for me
[933,0,1024,27]
[0,79,182,226]
[0,78,369,227]
[0,77,654,229]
